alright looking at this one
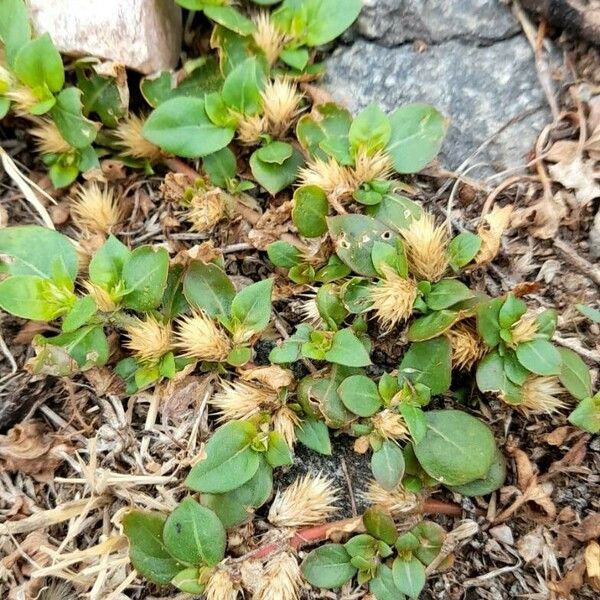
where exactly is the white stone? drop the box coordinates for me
[26,0,182,74]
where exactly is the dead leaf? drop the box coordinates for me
[548,560,586,598]
[0,421,72,483]
[548,434,589,474]
[545,139,578,163]
[475,204,513,264]
[517,528,545,562]
[240,365,294,390]
[586,541,600,580]
[248,201,294,250]
[159,374,211,424]
[13,320,53,345]
[567,513,600,543]
[512,191,568,239]
[549,155,600,205]
[544,426,571,446]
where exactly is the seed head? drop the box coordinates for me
[124,315,173,363]
[268,473,339,527]
[476,205,513,264]
[273,406,300,448]
[510,315,538,346]
[513,376,566,415]
[298,157,355,201]
[82,281,118,312]
[29,119,72,155]
[446,322,486,370]
[205,569,238,600]
[253,553,301,600]
[402,212,449,282]
[240,365,294,390]
[70,183,124,235]
[175,311,231,362]
[261,78,303,137]
[211,379,279,422]
[371,410,409,440]
[351,149,393,186]
[237,113,266,145]
[7,85,38,116]
[364,481,419,516]
[297,291,323,328]
[369,266,418,332]
[114,114,163,161]
[186,188,227,232]
[252,12,286,66]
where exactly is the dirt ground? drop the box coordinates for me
[0,16,599,600]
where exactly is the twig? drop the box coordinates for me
[340,458,357,517]
[552,238,600,286]
[553,334,600,364]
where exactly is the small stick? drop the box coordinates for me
[553,238,600,286]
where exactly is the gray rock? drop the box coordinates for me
[27,0,182,74]
[358,0,520,46]
[324,36,549,172]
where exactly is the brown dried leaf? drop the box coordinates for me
[248,201,293,250]
[172,241,222,266]
[548,434,589,474]
[0,422,72,483]
[240,365,294,390]
[13,321,53,345]
[475,205,513,265]
[516,528,545,562]
[159,374,211,424]
[586,541,600,579]
[511,192,568,239]
[548,560,586,598]
[545,426,571,446]
[567,513,600,543]
[549,155,600,205]
[545,139,578,163]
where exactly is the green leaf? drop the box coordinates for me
[371,440,405,491]
[231,278,273,338]
[447,449,507,497]
[410,521,446,566]
[363,508,398,545]
[257,141,293,164]
[447,232,481,269]
[398,337,452,396]
[558,348,592,401]
[476,297,503,347]
[0,0,31,68]
[171,568,205,594]
[226,346,252,367]
[366,193,422,232]
[476,350,522,403]
[301,544,357,589]
[400,403,428,444]
[516,339,562,376]
[536,308,557,338]
[122,247,169,311]
[328,214,399,277]
[370,565,406,600]
[202,147,237,187]
[392,556,426,599]
[122,511,183,585]
[349,104,391,157]
[503,350,529,385]
[62,296,97,333]
[76,67,128,128]
[250,146,303,195]
[183,261,236,318]
[568,394,600,433]
[89,235,131,290]
[163,498,226,566]
[292,185,329,238]
[267,241,302,268]
[274,0,362,47]
[406,310,460,342]
[414,410,496,486]
[386,104,447,174]
[266,431,293,467]
[325,328,372,367]
[0,275,64,320]
[39,326,108,369]
[425,279,474,310]
[575,303,600,323]
[143,97,234,158]
[280,47,309,70]
[297,372,353,428]
[498,294,527,329]
[186,421,260,493]
[222,56,265,115]
[338,374,382,417]
[296,418,332,455]
[203,5,256,35]
[14,33,64,93]
[344,534,378,559]
[0,226,78,281]
[51,88,98,149]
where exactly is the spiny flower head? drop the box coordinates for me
[476,204,513,264]
[236,113,266,145]
[268,473,338,527]
[211,379,279,422]
[70,183,124,235]
[371,410,409,440]
[29,119,72,155]
[298,157,355,201]
[297,290,323,328]
[205,568,238,600]
[7,85,38,116]
[252,12,287,66]
[351,149,393,187]
[273,406,301,448]
[446,322,486,370]
[185,188,228,232]
[402,212,449,282]
[82,281,118,312]
[124,315,173,363]
[513,376,566,415]
[364,481,419,516]
[253,553,301,600]
[510,315,538,346]
[369,265,418,332]
[114,114,163,161]
[175,311,232,362]
[261,78,303,137]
